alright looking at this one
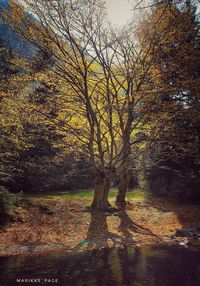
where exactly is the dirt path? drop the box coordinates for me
[0,197,199,256]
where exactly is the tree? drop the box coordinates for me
[0,29,69,192]
[0,34,26,186]
[4,0,172,210]
[138,2,200,199]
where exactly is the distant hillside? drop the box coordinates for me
[0,0,34,57]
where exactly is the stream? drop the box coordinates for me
[0,244,200,286]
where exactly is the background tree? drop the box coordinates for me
[138,2,200,200]
[0,34,26,187]
[0,25,86,193]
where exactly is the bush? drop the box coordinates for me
[146,166,200,203]
[0,186,22,215]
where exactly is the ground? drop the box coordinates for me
[0,190,200,256]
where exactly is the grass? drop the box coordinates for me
[24,188,146,202]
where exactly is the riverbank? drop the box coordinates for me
[0,192,200,256]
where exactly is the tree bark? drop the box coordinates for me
[116,170,131,208]
[91,168,111,211]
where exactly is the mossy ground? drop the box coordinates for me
[24,188,145,201]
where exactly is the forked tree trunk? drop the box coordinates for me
[91,168,111,211]
[116,170,131,208]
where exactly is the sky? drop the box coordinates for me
[106,0,133,26]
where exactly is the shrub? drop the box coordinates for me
[0,186,22,215]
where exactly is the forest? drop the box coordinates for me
[0,0,200,285]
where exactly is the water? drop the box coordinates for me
[0,245,200,286]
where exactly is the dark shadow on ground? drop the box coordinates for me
[117,210,158,243]
[147,197,200,228]
[75,209,158,250]
[84,212,122,248]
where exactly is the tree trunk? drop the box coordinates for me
[116,170,131,208]
[91,168,111,211]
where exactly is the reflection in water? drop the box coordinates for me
[0,245,200,286]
